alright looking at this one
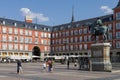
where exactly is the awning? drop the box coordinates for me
[32,55,40,58]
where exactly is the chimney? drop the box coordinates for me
[25,16,32,23]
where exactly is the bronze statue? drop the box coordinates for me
[88,18,109,42]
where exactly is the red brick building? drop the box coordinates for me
[0,18,51,61]
[1,1,120,62]
[51,1,120,62]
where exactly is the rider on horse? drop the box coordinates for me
[93,17,103,35]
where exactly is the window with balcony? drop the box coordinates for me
[52,40,54,44]
[79,36,82,42]
[29,38,32,43]
[84,44,87,49]
[84,28,87,34]
[116,12,120,20]
[66,45,69,50]
[71,30,73,35]
[70,45,73,50]
[59,32,61,37]
[116,32,120,39]
[14,36,18,42]
[116,41,120,48]
[2,35,7,42]
[20,29,23,35]
[56,33,58,38]
[59,39,61,44]
[35,32,38,37]
[75,37,78,42]
[45,33,47,37]
[88,35,91,41]
[20,45,23,50]
[63,46,65,51]
[20,37,24,43]
[59,46,61,51]
[25,37,28,43]
[79,29,82,34]
[52,47,54,51]
[44,46,47,51]
[70,37,73,43]
[66,31,69,36]
[25,45,28,50]
[25,30,28,36]
[29,31,32,36]
[116,23,120,30]
[74,30,78,35]
[84,36,87,42]
[35,38,38,44]
[74,45,78,50]
[14,44,18,50]
[8,44,13,50]
[109,33,112,39]
[52,34,55,38]
[14,28,18,34]
[2,44,7,50]
[8,36,12,42]
[2,27,7,33]
[108,24,112,30]
[9,28,12,34]
[79,44,82,50]
[48,33,51,38]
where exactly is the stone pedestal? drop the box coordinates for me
[91,43,112,72]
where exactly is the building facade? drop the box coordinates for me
[0,18,51,61]
[1,1,120,62]
[51,1,120,62]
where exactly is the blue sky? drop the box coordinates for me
[0,0,118,26]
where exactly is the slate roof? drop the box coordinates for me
[0,17,52,32]
[52,14,113,32]
[114,0,120,9]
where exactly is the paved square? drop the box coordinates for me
[0,63,120,80]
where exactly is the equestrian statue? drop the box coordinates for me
[88,18,109,42]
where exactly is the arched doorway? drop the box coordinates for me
[32,46,41,56]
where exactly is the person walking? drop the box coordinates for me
[42,61,46,72]
[17,60,22,74]
[67,59,70,69]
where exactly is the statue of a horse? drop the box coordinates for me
[88,22,109,42]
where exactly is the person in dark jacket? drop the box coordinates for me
[17,60,22,74]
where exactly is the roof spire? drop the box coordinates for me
[71,5,75,22]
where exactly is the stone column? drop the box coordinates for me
[91,43,112,72]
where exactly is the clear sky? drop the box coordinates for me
[0,0,118,26]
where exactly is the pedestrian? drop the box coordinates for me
[67,59,70,69]
[42,61,46,72]
[48,59,52,72]
[74,62,77,67]
[17,60,22,74]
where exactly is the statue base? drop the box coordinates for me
[91,43,112,72]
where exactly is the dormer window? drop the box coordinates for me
[13,22,17,27]
[68,25,71,28]
[35,26,37,29]
[76,23,79,27]
[1,21,5,25]
[44,28,46,31]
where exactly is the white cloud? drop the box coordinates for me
[100,6,113,14]
[20,8,49,22]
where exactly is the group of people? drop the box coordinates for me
[42,59,54,72]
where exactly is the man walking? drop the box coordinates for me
[17,60,22,74]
